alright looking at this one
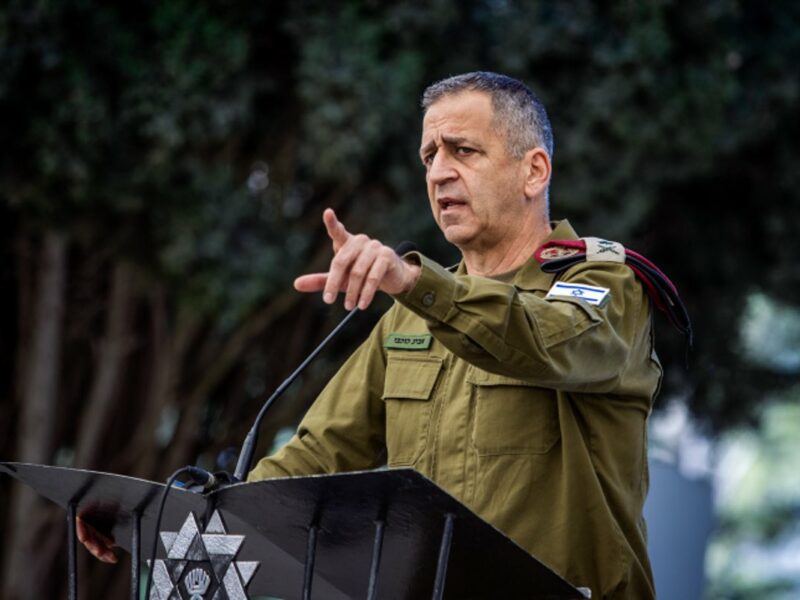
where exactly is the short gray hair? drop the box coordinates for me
[421,71,554,160]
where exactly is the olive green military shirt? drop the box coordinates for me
[249,220,662,599]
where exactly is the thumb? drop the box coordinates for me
[294,273,329,293]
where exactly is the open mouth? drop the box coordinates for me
[439,199,466,210]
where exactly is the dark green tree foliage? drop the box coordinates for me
[0,1,798,597]
[2,1,300,319]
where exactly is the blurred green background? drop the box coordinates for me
[1,1,798,598]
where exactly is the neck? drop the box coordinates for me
[462,220,552,277]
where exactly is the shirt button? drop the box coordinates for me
[422,291,436,307]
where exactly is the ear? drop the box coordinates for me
[522,148,551,199]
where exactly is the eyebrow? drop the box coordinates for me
[419,135,475,159]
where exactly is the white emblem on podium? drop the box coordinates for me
[148,510,259,599]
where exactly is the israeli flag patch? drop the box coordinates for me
[546,281,611,307]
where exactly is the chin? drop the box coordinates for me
[442,228,476,248]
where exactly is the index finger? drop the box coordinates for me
[323,208,350,249]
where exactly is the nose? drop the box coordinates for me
[427,151,458,186]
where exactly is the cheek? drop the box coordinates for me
[425,178,434,201]
[426,185,440,220]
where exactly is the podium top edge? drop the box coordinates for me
[0,461,427,491]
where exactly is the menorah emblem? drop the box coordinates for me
[184,568,211,599]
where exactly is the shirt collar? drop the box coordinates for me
[513,219,578,291]
[452,219,578,291]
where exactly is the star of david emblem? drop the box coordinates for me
[148,510,259,600]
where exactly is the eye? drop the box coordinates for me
[456,146,475,157]
[422,152,435,167]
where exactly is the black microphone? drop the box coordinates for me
[232,240,418,482]
[145,241,419,600]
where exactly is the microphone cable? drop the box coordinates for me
[143,465,218,599]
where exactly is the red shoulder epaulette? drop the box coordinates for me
[535,238,693,344]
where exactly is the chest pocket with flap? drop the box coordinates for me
[467,368,560,456]
[381,355,443,466]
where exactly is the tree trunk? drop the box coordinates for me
[74,261,137,469]
[117,290,201,481]
[2,230,68,600]
[165,289,298,475]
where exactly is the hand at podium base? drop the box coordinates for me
[76,516,118,564]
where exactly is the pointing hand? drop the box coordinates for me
[294,209,420,310]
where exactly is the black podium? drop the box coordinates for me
[0,462,589,599]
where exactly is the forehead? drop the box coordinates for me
[421,91,496,143]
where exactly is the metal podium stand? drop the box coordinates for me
[0,462,589,599]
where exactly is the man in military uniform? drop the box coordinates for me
[82,72,662,599]
[250,72,661,599]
